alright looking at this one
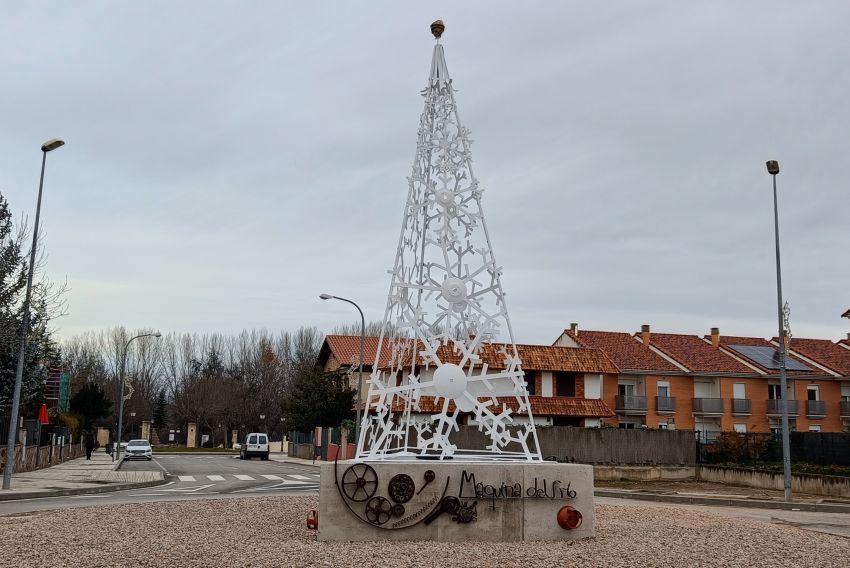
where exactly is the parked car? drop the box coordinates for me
[124,439,153,461]
[239,433,269,460]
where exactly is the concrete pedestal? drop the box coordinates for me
[318,461,594,541]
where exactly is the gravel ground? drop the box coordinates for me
[0,496,847,568]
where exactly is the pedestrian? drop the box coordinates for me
[85,432,95,460]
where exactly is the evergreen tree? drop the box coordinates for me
[69,382,112,430]
[280,369,355,432]
[0,194,30,409]
[152,388,167,428]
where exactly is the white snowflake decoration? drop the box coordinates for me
[355,36,542,462]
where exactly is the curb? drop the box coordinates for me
[268,458,321,468]
[0,477,169,502]
[595,489,850,514]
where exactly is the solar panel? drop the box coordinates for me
[727,345,811,371]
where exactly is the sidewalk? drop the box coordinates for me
[269,453,320,467]
[0,450,165,501]
[595,485,850,514]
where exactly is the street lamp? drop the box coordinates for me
[260,414,266,433]
[129,412,137,438]
[767,159,793,502]
[115,332,162,462]
[3,138,65,491]
[320,293,365,449]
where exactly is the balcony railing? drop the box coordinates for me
[615,395,647,412]
[766,399,799,416]
[841,401,850,418]
[731,398,752,415]
[806,400,826,417]
[693,398,724,414]
[655,396,676,413]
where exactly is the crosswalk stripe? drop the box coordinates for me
[261,474,283,480]
[207,475,225,481]
[289,474,312,480]
[178,475,196,482]
[234,474,255,481]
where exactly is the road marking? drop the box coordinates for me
[289,475,312,480]
[70,494,110,499]
[234,474,255,481]
[261,474,283,480]
[207,475,225,481]
[178,475,196,482]
[160,484,214,493]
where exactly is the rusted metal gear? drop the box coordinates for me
[341,463,378,502]
[387,473,415,503]
[365,496,392,525]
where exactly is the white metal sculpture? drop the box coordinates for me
[356,22,542,462]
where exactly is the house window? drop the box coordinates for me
[657,382,670,398]
[618,383,635,397]
[734,423,747,433]
[768,384,782,400]
[809,424,821,432]
[555,372,576,397]
[807,385,819,401]
[524,371,536,395]
[733,383,746,399]
[618,422,636,429]
[658,422,669,430]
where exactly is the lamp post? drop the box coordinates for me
[3,139,65,491]
[767,159,793,502]
[115,332,162,462]
[260,414,266,433]
[129,412,136,438]
[320,293,365,448]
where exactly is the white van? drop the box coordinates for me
[239,433,269,460]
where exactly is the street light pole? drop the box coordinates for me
[320,294,365,450]
[115,332,161,462]
[3,139,65,491]
[767,159,792,502]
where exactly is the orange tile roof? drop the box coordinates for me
[322,335,619,374]
[390,395,614,418]
[718,335,819,376]
[648,333,755,374]
[563,330,680,373]
[323,335,394,368]
[780,337,850,376]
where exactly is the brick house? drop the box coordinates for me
[555,323,850,436]
[316,335,617,427]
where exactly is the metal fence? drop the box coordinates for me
[697,432,850,467]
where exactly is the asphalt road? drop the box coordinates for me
[0,454,320,515]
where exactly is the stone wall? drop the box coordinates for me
[0,442,84,475]
[698,465,850,498]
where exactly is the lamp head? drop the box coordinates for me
[152,332,162,338]
[41,139,65,152]
[319,294,333,300]
[766,160,780,175]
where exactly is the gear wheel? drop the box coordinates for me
[341,463,378,502]
[387,473,416,503]
[365,496,392,525]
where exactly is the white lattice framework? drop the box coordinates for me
[355,35,542,462]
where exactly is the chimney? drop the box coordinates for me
[711,327,720,348]
[640,324,651,346]
[570,323,579,336]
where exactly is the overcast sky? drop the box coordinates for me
[1,2,848,345]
